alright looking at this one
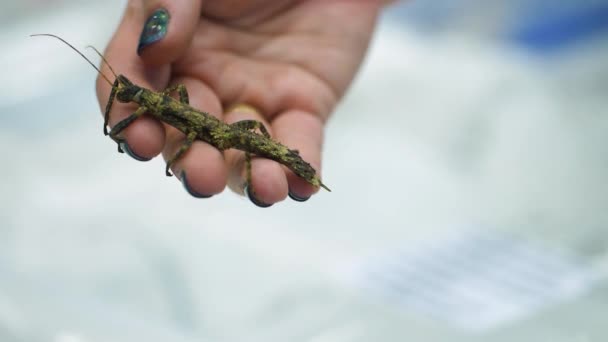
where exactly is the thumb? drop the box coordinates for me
[137,0,202,65]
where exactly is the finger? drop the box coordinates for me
[175,39,336,122]
[224,105,289,206]
[96,0,170,161]
[162,76,227,197]
[271,110,325,201]
[137,0,202,64]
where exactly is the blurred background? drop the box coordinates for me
[1,0,608,341]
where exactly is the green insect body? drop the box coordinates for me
[107,75,330,192]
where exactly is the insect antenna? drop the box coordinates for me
[85,45,118,79]
[30,33,113,86]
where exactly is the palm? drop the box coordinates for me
[98,0,383,204]
[174,1,377,121]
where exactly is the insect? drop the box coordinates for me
[31,34,330,197]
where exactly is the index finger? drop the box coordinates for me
[95,0,170,161]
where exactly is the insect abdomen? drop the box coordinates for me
[235,132,329,190]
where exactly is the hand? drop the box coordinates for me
[96,0,387,206]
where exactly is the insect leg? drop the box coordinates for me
[165,131,197,177]
[242,152,272,206]
[109,106,148,152]
[103,78,120,136]
[162,84,189,104]
[230,120,270,138]
[231,120,274,201]
[245,151,253,191]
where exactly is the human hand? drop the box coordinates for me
[96,0,387,206]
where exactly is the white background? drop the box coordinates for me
[1,1,607,341]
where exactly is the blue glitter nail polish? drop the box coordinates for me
[244,185,273,208]
[137,8,170,54]
[288,190,310,202]
[119,141,152,162]
[181,172,213,199]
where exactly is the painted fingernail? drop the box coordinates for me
[244,184,273,208]
[137,8,170,54]
[119,141,152,162]
[288,190,310,202]
[181,172,213,199]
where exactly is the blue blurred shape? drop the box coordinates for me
[511,3,608,52]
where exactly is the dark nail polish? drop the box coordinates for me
[181,172,213,199]
[288,190,310,202]
[244,185,273,208]
[137,8,170,54]
[120,141,152,162]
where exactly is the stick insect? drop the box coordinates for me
[31,34,330,197]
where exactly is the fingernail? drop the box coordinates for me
[119,141,152,162]
[288,190,310,202]
[226,104,261,116]
[137,8,170,54]
[181,172,213,199]
[244,184,273,208]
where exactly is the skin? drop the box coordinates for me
[96,0,392,204]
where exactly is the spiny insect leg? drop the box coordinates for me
[104,78,120,136]
[162,84,189,104]
[245,151,254,194]
[109,106,147,152]
[230,120,271,138]
[232,120,271,200]
[165,131,197,177]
